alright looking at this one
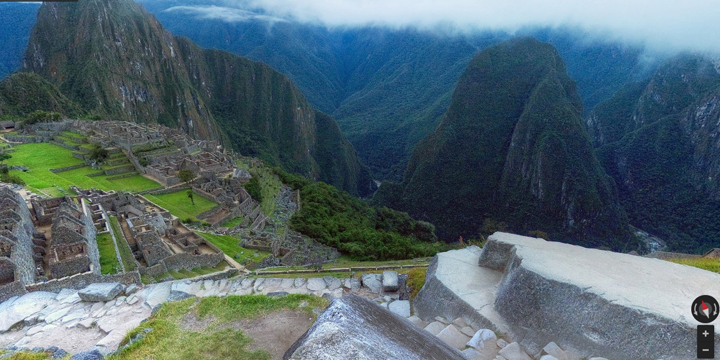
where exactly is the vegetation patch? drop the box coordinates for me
[277,169,447,261]
[111,295,327,360]
[144,191,217,221]
[109,216,137,271]
[197,232,271,264]
[97,232,121,275]
[220,217,244,229]
[667,258,720,274]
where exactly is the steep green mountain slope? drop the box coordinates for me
[377,38,633,249]
[589,55,720,252]
[16,0,374,197]
[0,73,85,119]
[0,3,40,80]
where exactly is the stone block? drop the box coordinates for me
[424,321,446,336]
[361,273,382,293]
[382,271,399,292]
[498,342,531,360]
[467,329,497,350]
[388,300,411,317]
[541,342,567,360]
[436,325,471,350]
[78,283,124,302]
[306,277,326,291]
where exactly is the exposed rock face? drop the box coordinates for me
[284,295,465,360]
[481,232,718,359]
[416,232,720,359]
[18,0,374,197]
[377,37,631,248]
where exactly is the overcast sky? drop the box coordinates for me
[170,0,720,53]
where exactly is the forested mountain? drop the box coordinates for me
[7,0,375,197]
[135,0,654,181]
[376,38,634,249]
[589,55,720,252]
[0,3,40,80]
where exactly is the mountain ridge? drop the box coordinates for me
[377,37,633,249]
[12,0,375,197]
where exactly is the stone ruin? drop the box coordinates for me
[79,190,225,278]
[0,187,39,295]
[33,197,100,279]
[0,186,101,302]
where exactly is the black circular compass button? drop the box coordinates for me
[693,295,719,323]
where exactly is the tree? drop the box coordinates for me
[178,169,195,184]
[89,145,109,163]
[0,152,10,165]
[187,190,195,205]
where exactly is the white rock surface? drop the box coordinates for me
[498,342,531,360]
[461,348,484,360]
[144,282,171,308]
[467,329,497,350]
[539,356,559,360]
[436,325,471,350]
[306,277,326,291]
[424,321,447,336]
[541,342,567,360]
[0,292,57,332]
[406,315,427,328]
[388,300,411,318]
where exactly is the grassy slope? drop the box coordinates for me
[97,232,121,275]
[110,295,327,360]
[144,191,217,221]
[5,143,160,196]
[109,216,137,271]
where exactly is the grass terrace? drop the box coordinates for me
[220,217,245,229]
[110,216,137,271]
[197,232,271,264]
[5,143,160,196]
[110,295,327,360]
[144,190,218,221]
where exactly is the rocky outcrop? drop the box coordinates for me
[415,232,720,359]
[283,294,465,360]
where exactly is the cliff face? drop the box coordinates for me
[18,0,374,196]
[380,38,631,248]
[590,55,720,252]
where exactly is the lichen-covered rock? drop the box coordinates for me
[284,295,465,360]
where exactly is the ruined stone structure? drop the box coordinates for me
[0,187,38,291]
[44,199,100,279]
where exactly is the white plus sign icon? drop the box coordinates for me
[704,330,710,337]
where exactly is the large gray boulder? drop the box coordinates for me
[78,283,124,302]
[284,295,465,360]
[482,232,720,360]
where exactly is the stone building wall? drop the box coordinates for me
[25,270,141,293]
[0,281,27,303]
[49,255,90,279]
[0,187,38,285]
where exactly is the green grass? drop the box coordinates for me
[667,257,720,274]
[61,131,87,139]
[197,232,271,263]
[144,191,218,221]
[110,216,137,271]
[220,217,245,228]
[5,143,160,196]
[97,232,121,275]
[0,350,66,360]
[110,295,327,360]
[257,168,282,216]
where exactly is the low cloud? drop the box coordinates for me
[164,5,286,24]
[225,0,720,53]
